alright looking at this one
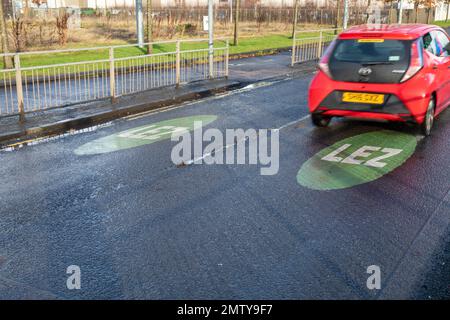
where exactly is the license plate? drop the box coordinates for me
[342,92,385,105]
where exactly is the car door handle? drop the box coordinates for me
[432,64,438,70]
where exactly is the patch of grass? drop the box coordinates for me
[1,31,331,69]
[433,20,450,29]
[228,34,293,54]
[228,31,338,54]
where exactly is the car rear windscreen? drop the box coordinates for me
[329,39,412,83]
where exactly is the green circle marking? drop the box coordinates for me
[75,115,217,155]
[297,130,417,190]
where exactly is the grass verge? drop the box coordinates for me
[0,31,337,69]
[434,20,450,28]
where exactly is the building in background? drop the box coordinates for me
[7,0,449,22]
[14,0,371,9]
[434,1,449,21]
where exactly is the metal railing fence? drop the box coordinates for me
[0,38,229,120]
[291,28,343,66]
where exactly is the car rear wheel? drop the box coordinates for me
[311,114,331,127]
[420,97,435,137]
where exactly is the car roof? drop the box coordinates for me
[338,24,442,40]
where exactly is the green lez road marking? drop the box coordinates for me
[75,115,217,155]
[297,130,417,191]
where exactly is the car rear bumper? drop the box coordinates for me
[308,71,431,124]
[314,109,416,123]
[314,90,416,123]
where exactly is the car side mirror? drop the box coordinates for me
[445,42,450,53]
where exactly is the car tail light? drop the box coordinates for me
[318,40,337,79]
[400,39,424,83]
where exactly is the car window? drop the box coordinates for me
[328,39,412,84]
[331,39,409,63]
[432,30,450,57]
[423,33,436,55]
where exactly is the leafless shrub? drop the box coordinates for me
[11,16,25,52]
[166,14,179,39]
[56,11,70,46]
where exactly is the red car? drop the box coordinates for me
[308,24,450,135]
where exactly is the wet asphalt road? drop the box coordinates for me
[1,72,450,299]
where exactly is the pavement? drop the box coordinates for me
[1,69,450,299]
[0,79,241,146]
[0,50,316,147]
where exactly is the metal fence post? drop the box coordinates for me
[291,31,296,67]
[225,40,229,79]
[209,47,214,79]
[317,31,323,59]
[109,47,116,102]
[208,0,214,79]
[14,54,25,122]
[176,40,181,87]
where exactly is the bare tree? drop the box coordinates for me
[292,0,299,38]
[335,0,342,33]
[423,0,437,23]
[413,1,419,22]
[56,10,70,46]
[445,0,450,21]
[146,0,153,53]
[233,0,240,46]
[409,0,442,23]
[0,0,13,68]
[11,16,25,52]
[386,0,395,23]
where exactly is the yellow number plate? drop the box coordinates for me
[342,92,385,105]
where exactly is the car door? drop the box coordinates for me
[422,32,443,109]
[431,30,450,113]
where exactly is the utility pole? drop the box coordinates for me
[136,0,144,48]
[343,0,349,29]
[208,0,214,78]
[234,0,240,46]
[398,0,404,24]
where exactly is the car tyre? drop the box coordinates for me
[311,114,331,127]
[420,97,435,137]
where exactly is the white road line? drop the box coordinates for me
[184,115,311,165]
[185,139,240,165]
[123,104,189,121]
[274,115,310,131]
